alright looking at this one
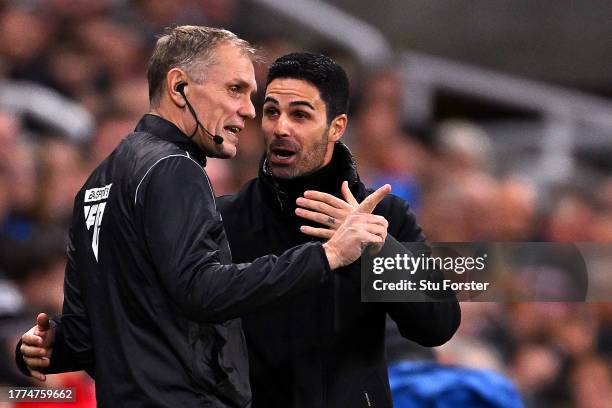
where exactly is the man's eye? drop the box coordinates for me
[229,85,241,93]
[264,107,278,116]
[293,111,309,119]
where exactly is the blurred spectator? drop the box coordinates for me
[352,69,428,206]
[510,343,562,405]
[75,17,145,83]
[0,8,55,84]
[545,190,595,242]
[3,142,38,240]
[494,177,538,240]
[596,303,612,356]
[0,111,19,165]
[418,172,499,241]
[108,76,150,121]
[90,115,135,166]
[36,138,88,225]
[44,0,115,20]
[199,0,241,28]
[437,336,505,373]
[231,116,265,186]
[46,42,102,100]
[569,355,612,408]
[206,158,240,196]
[0,168,10,233]
[436,119,493,174]
[251,36,299,107]
[0,112,38,241]
[0,227,66,313]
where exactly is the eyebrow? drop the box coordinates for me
[233,78,257,96]
[263,97,315,111]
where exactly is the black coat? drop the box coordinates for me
[218,143,461,408]
[16,115,330,407]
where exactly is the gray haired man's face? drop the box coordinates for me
[188,43,257,159]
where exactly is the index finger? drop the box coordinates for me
[341,181,359,207]
[356,184,391,214]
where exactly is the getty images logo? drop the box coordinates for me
[83,183,112,261]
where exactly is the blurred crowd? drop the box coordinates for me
[0,1,611,407]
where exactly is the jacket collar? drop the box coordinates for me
[135,114,208,166]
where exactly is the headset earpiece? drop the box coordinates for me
[174,81,224,145]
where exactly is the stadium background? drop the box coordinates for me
[0,0,611,407]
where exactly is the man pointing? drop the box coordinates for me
[16,27,389,407]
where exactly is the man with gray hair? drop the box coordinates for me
[16,26,390,407]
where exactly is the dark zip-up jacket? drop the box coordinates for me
[16,114,330,407]
[218,142,460,408]
[17,137,459,407]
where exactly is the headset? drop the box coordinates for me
[175,82,224,145]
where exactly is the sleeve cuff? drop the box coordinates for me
[315,241,331,283]
[14,338,30,377]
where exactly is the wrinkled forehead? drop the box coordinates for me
[206,44,258,91]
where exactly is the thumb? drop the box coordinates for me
[356,184,391,214]
[36,313,50,332]
[341,181,359,207]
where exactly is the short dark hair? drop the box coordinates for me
[147,26,257,107]
[266,52,349,124]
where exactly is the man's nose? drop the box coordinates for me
[239,98,256,120]
[273,115,291,137]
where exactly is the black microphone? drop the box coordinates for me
[175,83,224,145]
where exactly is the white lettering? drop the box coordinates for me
[86,204,98,230]
[91,202,106,261]
[443,280,490,291]
[373,258,384,274]
[84,184,113,202]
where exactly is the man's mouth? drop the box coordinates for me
[223,125,242,136]
[270,146,297,164]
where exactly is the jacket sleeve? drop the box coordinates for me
[382,195,461,347]
[15,227,95,377]
[141,157,329,324]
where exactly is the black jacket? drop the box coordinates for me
[16,114,330,407]
[218,143,461,408]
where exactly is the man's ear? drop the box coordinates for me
[328,114,348,143]
[166,68,188,107]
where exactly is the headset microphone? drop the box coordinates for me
[175,83,224,145]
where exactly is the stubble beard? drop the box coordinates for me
[271,130,329,179]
